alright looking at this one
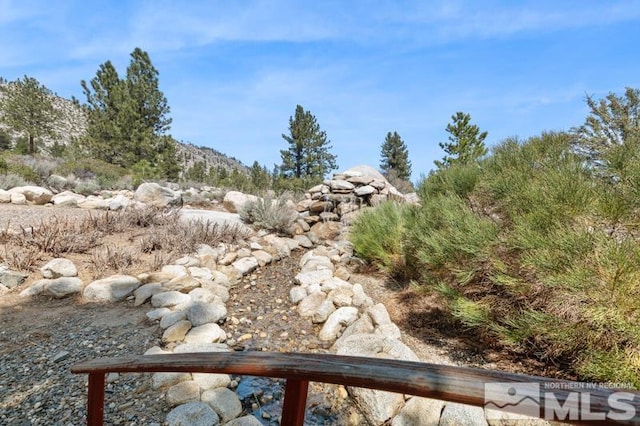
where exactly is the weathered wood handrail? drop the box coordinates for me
[71,352,640,425]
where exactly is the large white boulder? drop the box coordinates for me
[8,186,53,205]
[83,275,141,302]
[134,182,182,207]
[223,191,258,213]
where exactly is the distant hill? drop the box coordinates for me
[0,80,247,174]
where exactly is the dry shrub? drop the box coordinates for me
[89,244,138,279]
[19,217,100,256]
[83,206,180,234]
[1,245,41,271]
[138,219,249,257]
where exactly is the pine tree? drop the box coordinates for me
[0,75,60,155]
[280,105,337,180]
[81,48,174,171]
[380,131,412,181]
[435,112,488,169]
[573,87,640,165]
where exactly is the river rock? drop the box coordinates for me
[166,381,201,407]
[184,323,227,344]
[40,258,78,278]
[439,403,488,426]
[83,275,141,302]
[135,182,182,207]
[318,307,358,341]
[52,191,85,207]
[201,387,242,423]
[134,283,164,306]
[8,186,53,204]
[188,301,227,326]
[232,256,258,276]
[162,320,192,343]
[166,401,219,426]
[225,415,263,426]
[0,270,28,288]
[43,277,83,298]
[391,396,445,426]
[222,191,257,213]
[151,291,192,308]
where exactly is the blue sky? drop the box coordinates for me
[2,0,640,182]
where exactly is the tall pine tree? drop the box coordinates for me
[81,48,176,172]
[0,76,60,155]
[380,131,412,181]
[435,112,487,169]
[280,105,337,181]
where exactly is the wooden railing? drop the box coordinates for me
[71,352,640,425]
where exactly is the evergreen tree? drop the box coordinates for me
[435,112,488,169]
[380,131,412,181]
[81,48,174,171]
[0,75,60,155]
[573,87,640,165]
[280,105,337,180]
[249,161,270,191]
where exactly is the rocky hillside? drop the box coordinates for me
[0,80,246,173]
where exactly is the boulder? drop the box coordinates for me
[188,301,227,326]
[40,258,78,278]
[222,191,258,213]
[152,372,192,390]
[10,192,26,205]
[83,275,141,302]
[391,397,445,426]
[166,401,219,426]
[133,283,164,306]
[310,221,342,241]
[151,290,192,308]
[160,310,189,329]
[192,373,231,391]
[134,182,182,208]
[52,191,85,207]
[232,256,259,276]
[224,415,263,426]
[0,270,28,288]
[8,186,53,205]
[184,323,227,344]
[0,189,11,203]
[162,320,192,343]
[166,381,201,407]
[77,196,109,210]
[201,387,243,423]
[318,307,359,341]
[44,277,84,298]
[439,403,488,426]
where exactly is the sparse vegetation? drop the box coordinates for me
[0,206,248,276]
[239,194,298,235]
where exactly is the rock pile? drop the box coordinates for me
[295,165,415,226]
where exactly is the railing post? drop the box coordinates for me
[280,379,309,426]
[86,372,105,426]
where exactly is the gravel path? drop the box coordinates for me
[0,250,356,425]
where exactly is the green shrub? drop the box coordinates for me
[350,201,410,276]
[349,129,640,386]
[0,173,30,189]
[74,179,101,196]
[406,194,499,273]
